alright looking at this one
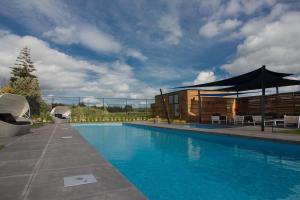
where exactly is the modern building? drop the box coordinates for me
[152,89,300,123]
[152,89,235,123]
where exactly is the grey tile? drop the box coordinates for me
[0,137,18,146]
[0,150,42,161]
[28,165,136,200]
[39,155,106,171]
[0,175,29,200]
[34,165,127,187]
[106,188,146,200]
[0,159,37,177]
[2,143,46,152]
[44,147,96,159]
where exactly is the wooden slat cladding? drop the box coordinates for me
[152,90,235,123]
[152,90,300,123]
[236,92,300,117]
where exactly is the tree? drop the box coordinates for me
[9,47,44,115]
[10,46,36,84]
[0,85,14,94]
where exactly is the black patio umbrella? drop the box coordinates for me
[176,66,300,131]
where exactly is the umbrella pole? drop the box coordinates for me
[261,66,266,132]
[261,85,265,131]
[198,90,201,123]
[160,89,170,124]
[276,87,279,115]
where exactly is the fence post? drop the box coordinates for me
[102,98,105,111]
[51,96,54,108]
[125,99,128,114]
[145,99,148,118]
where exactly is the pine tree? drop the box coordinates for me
[10,47,36,84]
[9,47,45,115]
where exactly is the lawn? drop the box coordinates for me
[0,145,4,150]
[278,129,300,134]
[32,123,47,129]
[285,129,300,134]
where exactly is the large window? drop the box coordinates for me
[174,104,180,117]
[168,94,180,117]
[169,95,173,104]
[174,95,179,103]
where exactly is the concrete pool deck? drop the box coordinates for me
[127,121,300,144]
[0,124,146,200]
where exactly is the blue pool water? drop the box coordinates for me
[73,123,300,200]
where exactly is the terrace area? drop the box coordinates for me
[0,124,145,200]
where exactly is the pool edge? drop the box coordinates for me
[124,122,300,145]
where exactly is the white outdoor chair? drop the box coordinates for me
[284,115,300,128]
[50,106,71,124]
[211,115,227,124]
[0,93,32,137]
[252,115,262,126]
[211,116,220,124]
[234,115,245,126]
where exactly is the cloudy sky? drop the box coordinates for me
[0,0,300,100]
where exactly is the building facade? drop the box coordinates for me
[152,90,236,123]
[152,90,300,123]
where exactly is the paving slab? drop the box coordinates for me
[0,175,30,200]
[0,159,38,177]
[0,150,42,161]
[28,165,134,200]
[0,124,146,200]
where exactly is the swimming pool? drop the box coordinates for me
[73,123,300,200]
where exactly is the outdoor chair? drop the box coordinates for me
[50,106,71,124]
[0,93,32,137]
[211,114,227,125]
[233,115,244,126]
[252,115,262,126]
[284,115,300,128]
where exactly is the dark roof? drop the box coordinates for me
[218,77,300,92]
[195,91,258,97]
[177,66,300,91]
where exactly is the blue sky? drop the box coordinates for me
[0,0,299,102]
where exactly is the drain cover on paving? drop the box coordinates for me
[64,174,97,187]
[61,136,73,139]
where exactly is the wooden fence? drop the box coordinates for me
[236,92,300,117]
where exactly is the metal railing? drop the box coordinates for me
[41,96,155,123]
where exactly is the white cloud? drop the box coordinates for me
[227,3,288,40]
[199,21,219,38]
[125,49,147,61]
[2,1,148,57]
[44,25,121,53]
[222,12,300,75]
[193,71,217,85]
[0,31,156,98]
[159,15,183,45]
[199,0,278,39]
[181,70,217,88]
[218,0,275,17]
[82,96,101,105]
[199,19,242,38]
